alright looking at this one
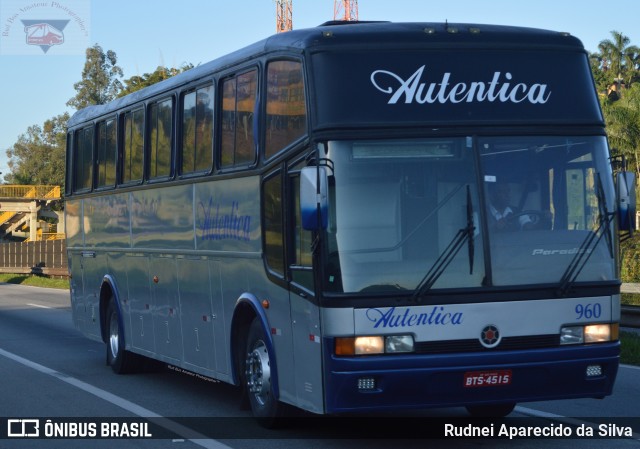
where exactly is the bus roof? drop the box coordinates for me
[68,21,586,128]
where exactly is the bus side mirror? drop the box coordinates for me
[300,166,329,231]
[617,171,636,233]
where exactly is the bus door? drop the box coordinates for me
[78,250,104,340]
[287,159,324,413]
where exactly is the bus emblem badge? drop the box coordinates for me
[480,325,501,348]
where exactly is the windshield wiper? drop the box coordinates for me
[411,186,475,303]
[558,173,614,296]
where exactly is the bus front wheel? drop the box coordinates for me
[244,318,282,426]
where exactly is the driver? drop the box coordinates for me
[488,182,534,231]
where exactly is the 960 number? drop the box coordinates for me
[575,303,602,320]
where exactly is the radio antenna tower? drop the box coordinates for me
[334,0,359,21]
[275,0,293,33]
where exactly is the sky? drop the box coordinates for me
[0,0,639,179]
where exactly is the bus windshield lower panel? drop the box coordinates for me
[322,136,616,295]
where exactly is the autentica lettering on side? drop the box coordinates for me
[366,306,463,328]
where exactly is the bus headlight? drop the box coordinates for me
[560,324,618,345]
[335,335,415,356]
[385,335,414,353]
[355,336,384,354]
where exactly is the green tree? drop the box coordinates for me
[590,52,610,95]
[5,113,69,187]
[598,31,640,90]
[602,84,640,176]
[118,64,194,97]
[67,44,124,109]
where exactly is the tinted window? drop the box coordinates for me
[220,69,257,168]
[265,61,307,158]
[182,85,213,174]
[150,99,172,179]
[96,118,116,188]
[263,172,284,274]
[123,109,144,183]
[74,126,93,192]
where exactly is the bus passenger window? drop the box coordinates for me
[74,126,93,191]
[149,99,172,179]
[122,109,144,183]
[220,69,257,169]
[182,86,213,175]
[96,119,116,187]
[265,60,307,159]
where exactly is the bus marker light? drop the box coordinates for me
[261,299,270,309]
[335,337,356,356]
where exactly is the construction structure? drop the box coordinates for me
[276,1,360,33]
[0,185,63,242]
[275,0,293,33]
[334,0,358,21]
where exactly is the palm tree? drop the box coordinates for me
[603,84,640,175]
[598,31,640,91]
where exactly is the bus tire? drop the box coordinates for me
[106,298,138,374]
[244,317,282,426]
[466,402,516,417]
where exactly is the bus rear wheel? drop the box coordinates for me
[244,318,283,426]
[106,298,138,374]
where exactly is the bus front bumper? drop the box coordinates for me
[323,340,619,414]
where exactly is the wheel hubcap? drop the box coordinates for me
[245,340,271,406]
[109,312,119,359]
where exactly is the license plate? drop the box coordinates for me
[464,370,512,388]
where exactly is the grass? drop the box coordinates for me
[622,293,640,306]
[621,331,640,366]
[0,273,69,289]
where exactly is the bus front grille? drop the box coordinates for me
[414,334,560,354]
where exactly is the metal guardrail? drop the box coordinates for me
[621,306,640,328]
[621,283,640,328]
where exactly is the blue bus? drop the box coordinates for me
[65,21,635,422]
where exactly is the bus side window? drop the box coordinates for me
[181,86,213,175]
[73,126,93,192]
[96,118,117,188]
[149,99,173,179]
[220,69,258,169]
[265,60,307,159]
[65,132,72,195]
[122,108,144,183]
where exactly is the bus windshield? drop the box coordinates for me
[322,136,616,295]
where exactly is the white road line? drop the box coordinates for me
[26,303,53,309]
[0,347,232,449]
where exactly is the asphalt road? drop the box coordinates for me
[0,282,638,449]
